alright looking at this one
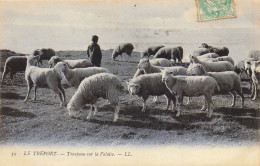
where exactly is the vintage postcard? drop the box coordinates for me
[0,0,259,165]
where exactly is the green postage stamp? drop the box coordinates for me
[196,0,236,22]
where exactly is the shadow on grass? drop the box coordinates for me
[0,107,36,118]
[75,104,215,131]
[1,92,24,100]
[215,107,260,129]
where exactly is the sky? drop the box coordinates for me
[0,0,259,61]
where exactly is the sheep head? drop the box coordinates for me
[112,50,118,60]
[137,58,150,70]
[26,55,40,66]
[67,102,82,118]
[161,69,177,89]
[127,82,141,95]
[187,63,205,76]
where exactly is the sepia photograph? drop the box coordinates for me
[0,0,259,165]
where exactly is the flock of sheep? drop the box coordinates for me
[1,43,260,122]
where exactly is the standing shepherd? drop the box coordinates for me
[87,35,102,67]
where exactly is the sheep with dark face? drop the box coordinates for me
[127,73,176,112]
[141,46,164,59]
[67,73,123,122]
[153,46,183,63]
[1,56,28,85]
[187,63,244,108]
[48,56,93,68]
[33,48,56,65]
[112,43,134,61]
[199,43,229,57]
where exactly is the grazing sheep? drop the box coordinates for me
[192,48,211,57]
[161,69,220,118]
[33,48,56,65]
[153,46,183,63]
[200,43,229,56]
[54,61,110,88]
[190,55,234,72]
[1,56,27,84]
[215,56,235,66]
[112,43,134,61]
[23,55,66,106]
[187,63,244,108]
[141,45,164,58]
[126,73,176,112]
[48,56,93,68]
[250,61,260,100]
[248,50,260,60]
[137,59,187,75]
[67,73,123,122]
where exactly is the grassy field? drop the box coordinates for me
[0,49,259,146]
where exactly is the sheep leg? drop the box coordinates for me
[236,89,244,108]
[93,104,98,116]
[24,79,33,102]
[152,96,158,103]
[1,68,9,84]
[176,94,183,117]
[230,91,236,107]
[250,85,255,98]
[141,96,148,112]
[185,96,191,105]
[58,82,66,105]
[201,100,207,111]
[164,95,170,111]
[33,86,37,101]
[252,82,257,101]
[113,102,120,122]
[87,105,95,120]
[205,95,213,118]
[9,71,15,85]
[51,87,65,106]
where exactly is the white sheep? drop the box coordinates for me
[199,53,219,59]
[136,58,187,103]
[48,56,93,68]
[247,61,260,100]
[161,69,220,118]
[54,61,110,88]
[192,48,211,57]
[126,73,176,112]
[23,55,66,106]
[67,73,124,122]
[1,56,27,85]
[187,63,244,108]
[215,56,235,66]
[137,59,187,75]
[133,58,172,78]
[190,55,234,72]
